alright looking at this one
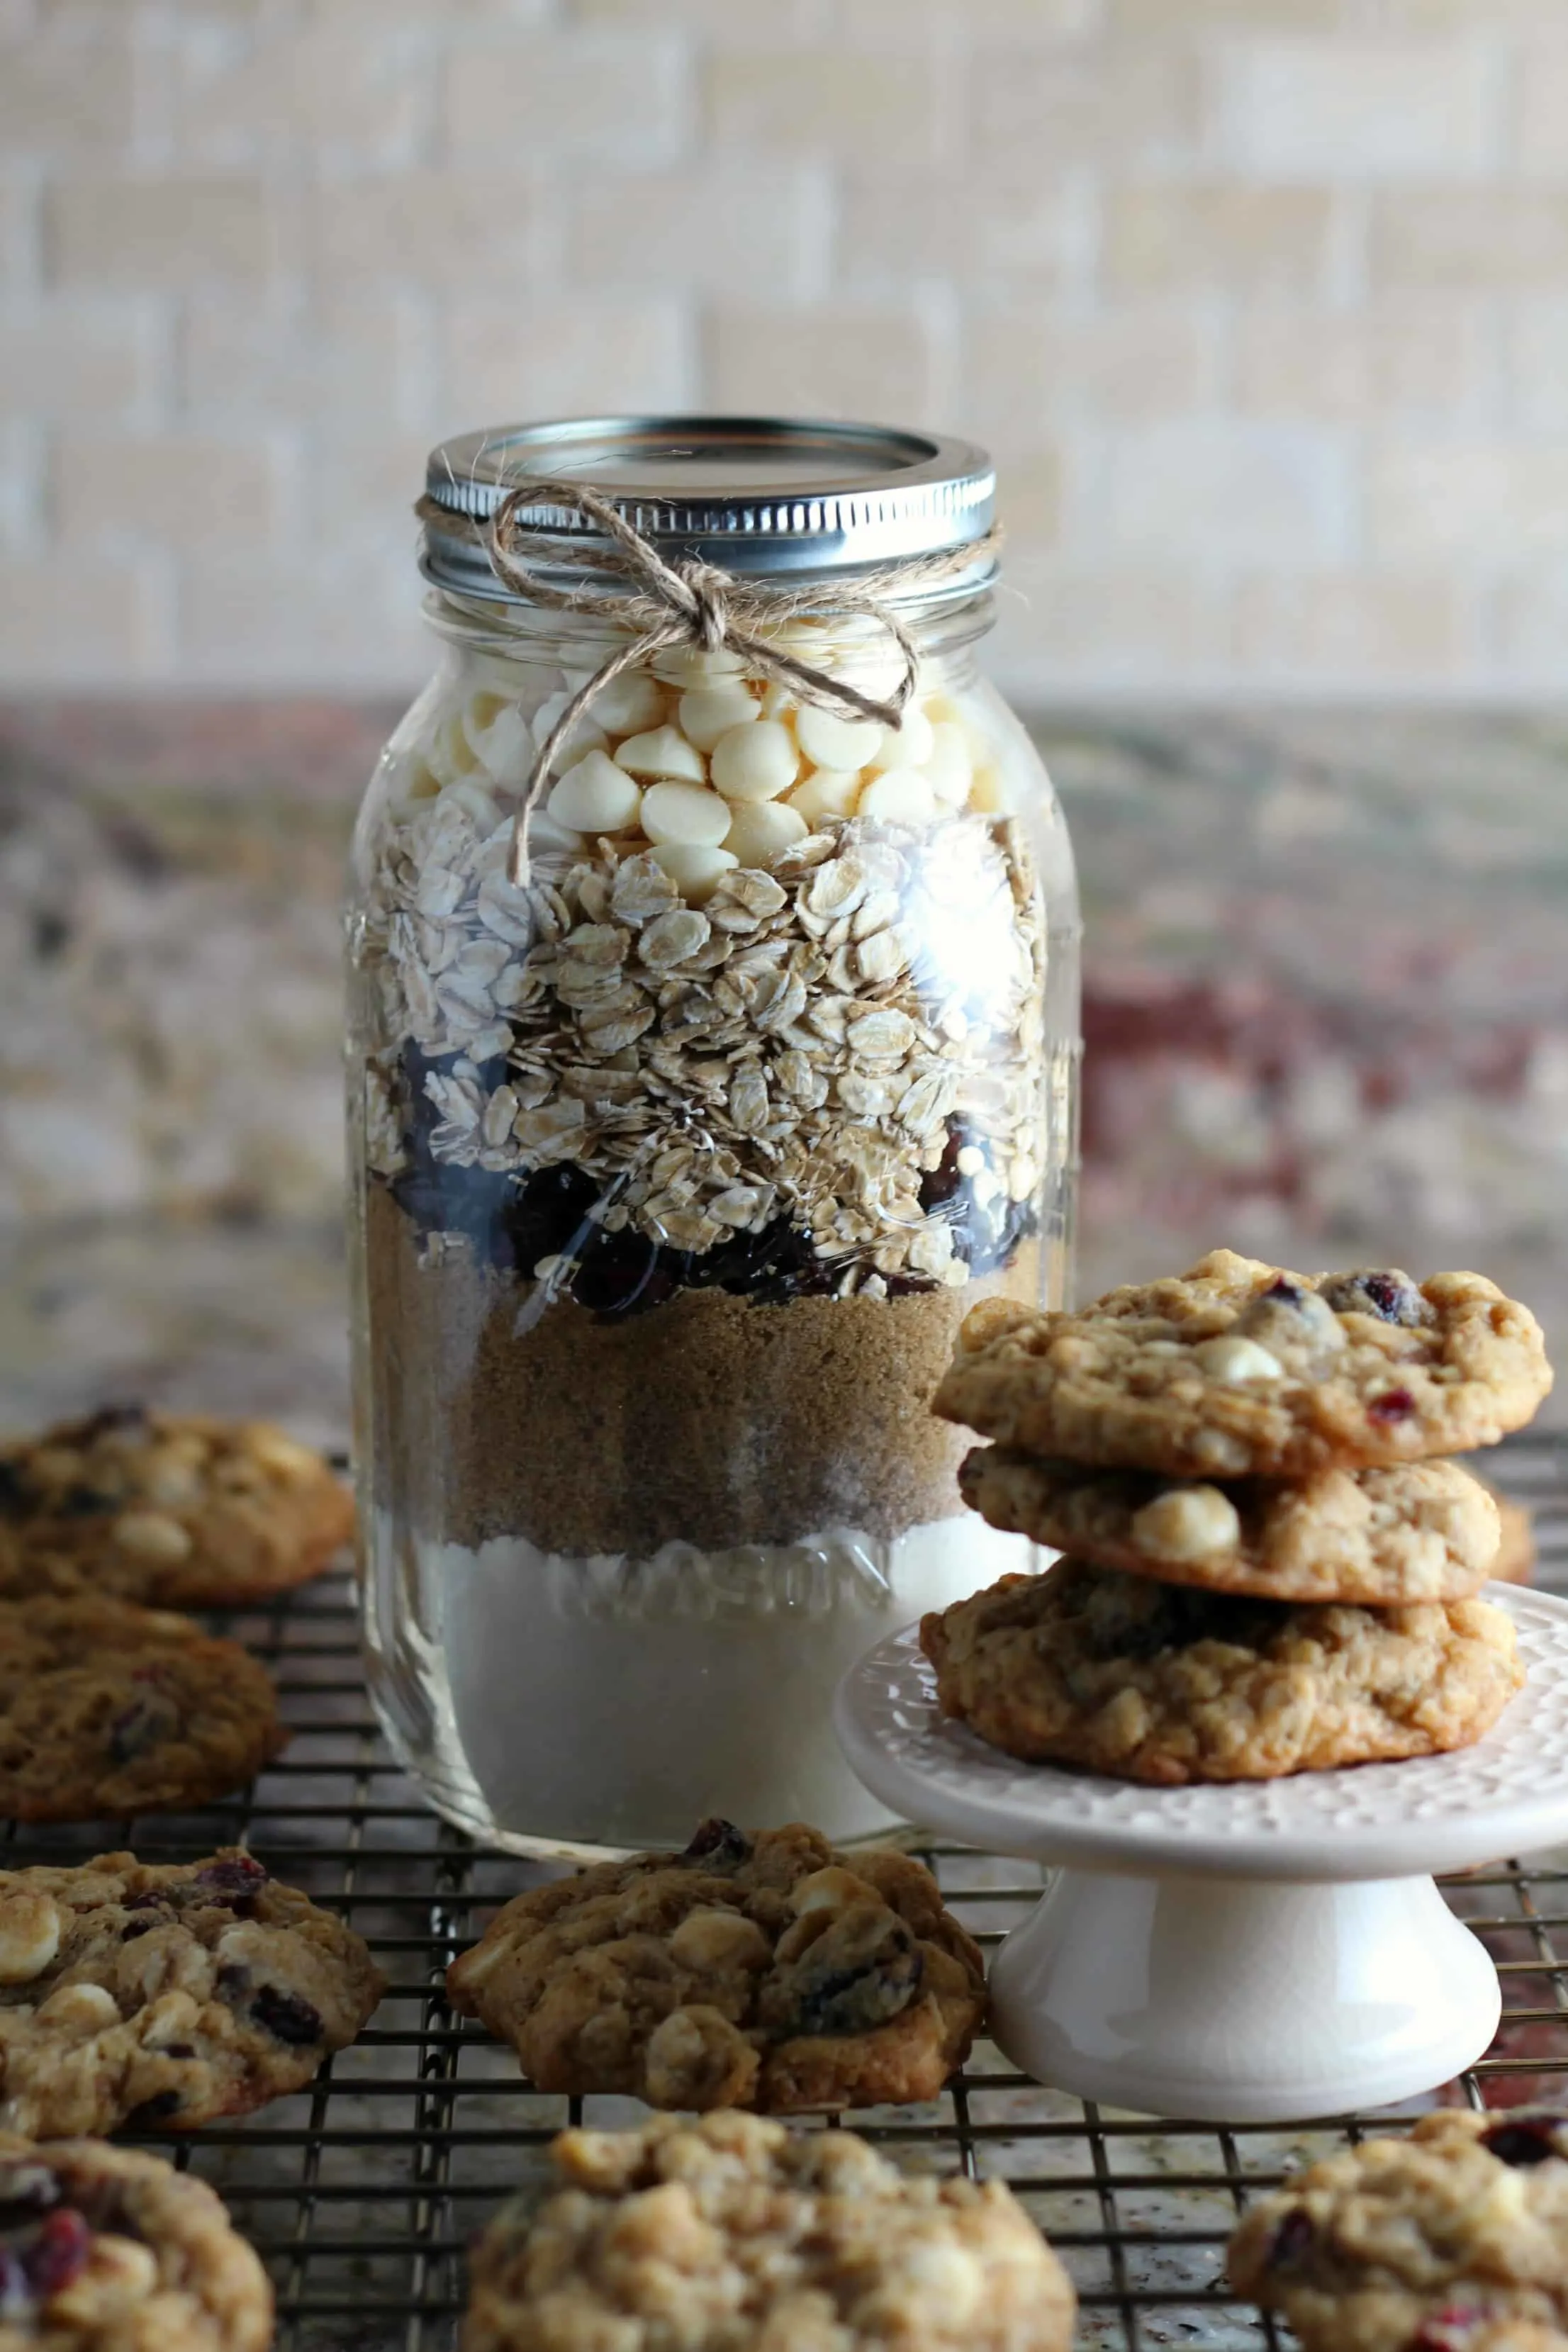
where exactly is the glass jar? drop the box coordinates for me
[349,417,1081,1859]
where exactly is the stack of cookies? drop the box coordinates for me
[922,1250,1553,1786]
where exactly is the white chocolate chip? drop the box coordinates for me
[640,782,734,849]
[795,706,885,771]
[613,725,707,785]
[925,722,975,805]
[1192,1335,1285,1384]
[245,1428,323,1482]
[788,768,862,823]
[651,646,751,686]
[0,1891,60,1983]
[867,706,936,772]
[710,718,799,802]
[586,669,664,737]
[37,1981,121,2037]
[668,1908,771,1972]
[956,1144,985,1176]
[50,2236,162,2324]
[548,750,643,835]
[859,770,938,826]
[678,685,759,754]
[112,1511,194,1564]
[650,844,739,904]
[722,800,808,867]
[1131,1484,1243,1562]
[790,1865,877,1917]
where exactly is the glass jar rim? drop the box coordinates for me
[421,583,997,669]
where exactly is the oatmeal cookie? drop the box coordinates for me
[0,1406,352,1609]
[934,1250,1553,1479]
[1477,1477,1538,1587]
[464,2109,1075,2352]
[920,1562,1523,1785]
[0,2130,271,2348]
[0,1849,384,2138]
[959,1451,1501,1605]
[1228,2107,1568,2352]
[446,1820,985,2114]
[0,1601,287,1822]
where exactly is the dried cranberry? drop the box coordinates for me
[1268,2207,1314,2267]
[918,1126,965,1212]
[1264,1277,1305,1304]
[249,1984,323,2046]
[1368,1388,1416,1425]
[189,1854,269,1910]
[1321,1270,1425,1326]
[24,2209,91,2296]
[0,1462,28,1518]
[1482,2117,1563,2167]
[681,1819,751,1870]
[107,1689,179,1764]
[570,1229,674,1319]
[1409,2308,1486,2351]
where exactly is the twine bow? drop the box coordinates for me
[415,477,1000,886]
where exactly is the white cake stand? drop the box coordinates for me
[834,1585,1568,2122]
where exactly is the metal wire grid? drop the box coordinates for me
[2,1433,1564,2352]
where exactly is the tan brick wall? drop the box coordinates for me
[2,0,1566,693]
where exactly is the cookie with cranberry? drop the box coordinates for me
[0,2132,271,2348]
[921,1562,1523,1785]
[1229,2107,1568,2352]
[934,1250,1552,1479]
[466,2110,1075,2352]
[0,1600,286,1822]
[447,1820,985,2114]
[0,1849,384,2139]
[0,1406,352,1609]
[958,1452,1501,1605]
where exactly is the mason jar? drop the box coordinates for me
[348,416,1081,1858]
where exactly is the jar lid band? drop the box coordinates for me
[419,413,997,603]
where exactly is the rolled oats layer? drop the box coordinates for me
[353,648,1059,1559]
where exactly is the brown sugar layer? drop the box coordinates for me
[365,1182,1038,1557]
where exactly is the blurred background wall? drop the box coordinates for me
[2,0,1567,1435]
[6,0,1568,698]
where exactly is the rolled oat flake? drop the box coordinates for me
[349,413,1082,1856]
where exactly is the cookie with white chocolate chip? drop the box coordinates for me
[0,1406,353,1609]
[0,1849,383,2139]
[959,1451,1503,1605]
[465,2110,1075,2352]
[934,1250,1553,1479]
[921,1562,1523,1785]
[446,1820,986,2114]
[0,1600,287,1822]
[0,2131,271,2349]
[1228,2107,1568,2352]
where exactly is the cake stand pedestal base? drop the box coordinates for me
[987,1865,1498,2122]
[834,1586,1568,2122]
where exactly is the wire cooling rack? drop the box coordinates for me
[4,1432,1565,2352]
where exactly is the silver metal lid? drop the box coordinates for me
[420,414,997,603]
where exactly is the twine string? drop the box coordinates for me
[414,478,1000,887]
